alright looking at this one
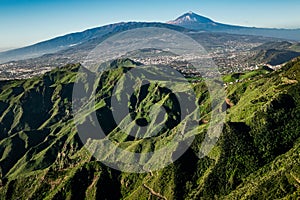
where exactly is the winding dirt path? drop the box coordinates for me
[225,98,234,108]
[143,184,167,200]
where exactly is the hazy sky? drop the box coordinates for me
[1,0,300,50]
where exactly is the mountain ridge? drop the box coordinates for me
[0,22,187,64]
[167,12,300,41]
[0,58,299,199]
[1,12,300,65]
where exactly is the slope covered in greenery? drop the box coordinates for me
[249,41,300,66]
[0,58,299,199]
[251,49,300,66]
[223,65,274,83]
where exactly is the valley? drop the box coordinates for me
[0,57,299,199]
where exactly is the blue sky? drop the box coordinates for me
[1,0,300,50]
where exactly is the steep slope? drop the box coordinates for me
[0,58,300,199]
[249,41,300,65]
[168,11,216,30]
[250,49,300,66]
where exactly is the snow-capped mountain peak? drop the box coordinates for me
[168,12,214,25]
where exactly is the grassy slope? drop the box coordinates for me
[223,66,274,83]
[0,59,299,199]
[250,41,300,66]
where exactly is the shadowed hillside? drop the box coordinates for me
[0,58,299,199]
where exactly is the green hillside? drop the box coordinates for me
[223,65,274,83]
[250,41,300,66]
[250,49,300,66]
[0,58,299,199]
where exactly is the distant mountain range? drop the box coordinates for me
[168,12,300,41]
[0,22,186,64]
[1,12,300,200]
[1,11,300,64]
